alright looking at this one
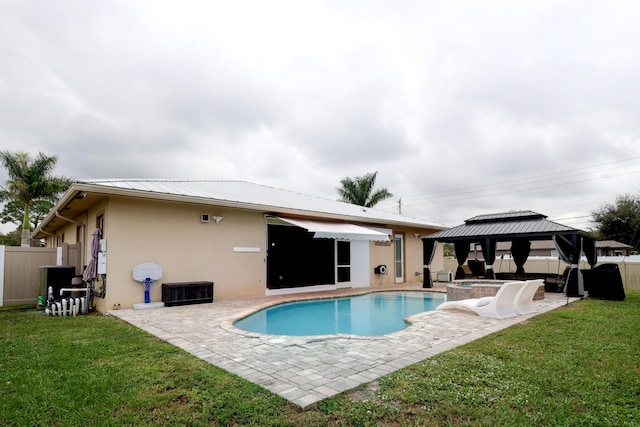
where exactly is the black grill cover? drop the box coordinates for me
[583,263,626,301]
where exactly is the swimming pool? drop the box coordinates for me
[233,291,446,336]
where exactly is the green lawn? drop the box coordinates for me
[1,291,639,426]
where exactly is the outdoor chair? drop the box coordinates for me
[467,259,486,278]
[455,264,474,280]
[513,279,544,315]
[436,281,525,319]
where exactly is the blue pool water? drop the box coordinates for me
[234,292,446,336]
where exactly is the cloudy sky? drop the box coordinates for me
[1,0,639,234]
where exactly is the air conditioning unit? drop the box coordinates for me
[437,270,453,282]
[39,265,75,297]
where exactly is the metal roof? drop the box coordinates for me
[35,179,446,236]
[426,210,589,242]
[465,211,546,223]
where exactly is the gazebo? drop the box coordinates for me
[421,211,597,297]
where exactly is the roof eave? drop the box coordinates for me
[34,182,447,237]
[33,183,91,238]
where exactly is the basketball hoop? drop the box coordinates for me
[142,277,157,303]
[132,263,163,309]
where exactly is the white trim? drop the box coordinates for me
[233,247,261,253]
[335,240,351,289]
[395,234,404,283]
[350,240,370,288]
[0,246,5,306]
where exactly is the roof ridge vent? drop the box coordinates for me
[465,210,546,224]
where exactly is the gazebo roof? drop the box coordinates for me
[426,210,596,298]
[427,210,591,242]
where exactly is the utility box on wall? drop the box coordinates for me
[97,252,107,274]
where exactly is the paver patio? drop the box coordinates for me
[109,284,579,408]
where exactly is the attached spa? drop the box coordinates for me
[447,280,544,302]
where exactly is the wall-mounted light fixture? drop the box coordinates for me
[414,233,421,238]
[212,216,224,224]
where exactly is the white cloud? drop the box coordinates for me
[2,0,640,234]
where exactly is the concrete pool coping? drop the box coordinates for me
[108,284,580,408]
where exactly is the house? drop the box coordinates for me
[591,240,633,257]
[33,180,446,313]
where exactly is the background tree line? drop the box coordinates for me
[591,194,640,253]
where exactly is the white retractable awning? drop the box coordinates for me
[276,217,391,242]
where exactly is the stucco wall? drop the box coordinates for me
[368,228,444,287]
[100,197,267,311]
[369,240,394,287]
[50,218,80,247]
[404,232,425,282]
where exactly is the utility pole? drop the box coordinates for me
[398,198,402,215]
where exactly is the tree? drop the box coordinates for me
[0,151,71,246]
[0,229,20,246]
[337,171,393,208]
[0,199,54,231]
[591,194,640,251]
[443,243,455,257]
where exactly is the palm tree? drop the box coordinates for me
[0,151,71,246]
[337,171,393,208]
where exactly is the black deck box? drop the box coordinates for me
[162,281,214,306]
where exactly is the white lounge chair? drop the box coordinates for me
[436,281,526,319]
[513,279,544,315]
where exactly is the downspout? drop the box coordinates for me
[55,210,83,226]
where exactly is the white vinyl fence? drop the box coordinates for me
[443,256,640,290]
[0,246,57,306]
